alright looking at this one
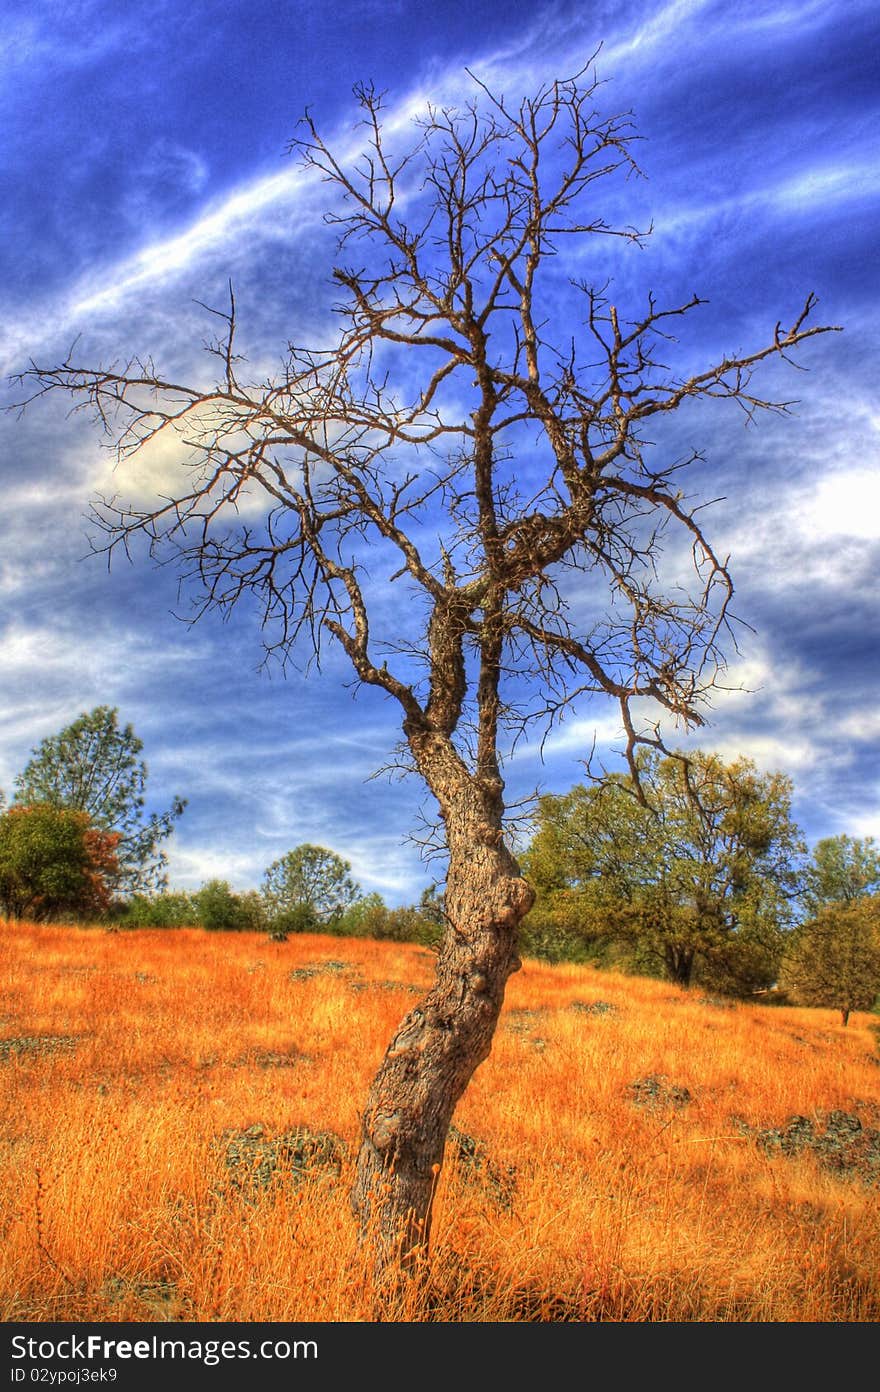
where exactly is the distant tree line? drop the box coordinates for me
[1,709,877,1019]
[114,845,444,948]
[0,708,443,948]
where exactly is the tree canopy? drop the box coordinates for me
[780,896,880,1026]
[802,834,880,913]
[261,843,360,932]
[523,749,804,991]
[14,706,185,897]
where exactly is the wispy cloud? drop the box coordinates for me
[647,160,880,245]
[69,165,325,319]
[601,0,715,63]
[0,4,137,84]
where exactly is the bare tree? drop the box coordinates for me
[14,62,838,1267]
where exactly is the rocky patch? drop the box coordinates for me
[231,1047,310,1069]
[0,1034,81,1061]
[288,960,356,983]
[628,1075,693,1111]
[447,1125,517,1210]
[748,1110,880,1187]
[221,1123,347,1194]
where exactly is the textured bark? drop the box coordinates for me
[350,785,533,1267]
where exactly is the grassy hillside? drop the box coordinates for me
[1,920,879,1322]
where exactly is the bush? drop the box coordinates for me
[193,880,265,932]
[0,803,119,921]
[113,891,199,928]
[335,893,387,938]
[113,883,266,931]
[779,898,880,1025]
[328,893,441,947]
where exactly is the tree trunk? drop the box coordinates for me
[350,793,533,1270]
[665,943,695,987]
[841,1007,850,1027]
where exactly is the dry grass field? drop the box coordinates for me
[1,919,879,1323]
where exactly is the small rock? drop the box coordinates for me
[628,1075,692,1111]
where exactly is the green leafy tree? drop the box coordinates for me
[337,892,388,937]
[802,835,880,913]
[418,884,446,932]
[194,879,266,932]
[0,804,120,921]
[381,904,444,948]
[261,844,360,933]
[780,896,880,1026]
[523,749,804,991]
[14,706,185,898]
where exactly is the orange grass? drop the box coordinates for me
[1,919,879,1322]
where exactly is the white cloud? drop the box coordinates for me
[709,396,880,594]
[694,732,819,773]
[69,163,325,318]
[847,810,880,842]
[0,1,755,360]
[837,711,880,743]
[165,826,421,900]
[0,555,58,597]
[602,0,715,63]
[0,617,208,794]
[0,619,193,685]
[164,841,268,893]
[799,466,880,542]
[510,709,627,765]
[773,161,880,213]
[0,7,134,85]
[645,159,880,250]
[89,395,302,515]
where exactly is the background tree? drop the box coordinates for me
[14,706,185,898]
[15,65,836,1265]
[0,803,120,921]
[336,890,388,938]
[261,844,360,934]
[802,834,880,914]
[780,896,880,1026]
[522,750,804,992]
[193,879,266,932]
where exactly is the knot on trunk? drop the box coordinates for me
[491,874,535,927]
[371,1110,402,1152]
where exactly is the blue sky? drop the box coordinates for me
[1,0,878,905]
